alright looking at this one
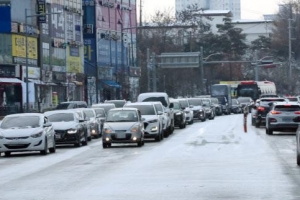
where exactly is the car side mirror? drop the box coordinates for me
[43,122,52,127]
[79,119,85,123]
[100,119,105,123]
[169,103,174,109]
[157,111,163,115]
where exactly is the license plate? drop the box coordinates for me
[117,133,126,139]
[282,117,291,122]
[55,134,61,139]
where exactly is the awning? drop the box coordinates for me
[0,78,23,85]
[44,82,57,86]
[73,81,83,86]
[28,79,45,85]
[102,80,121,88]
[61,82,76,87]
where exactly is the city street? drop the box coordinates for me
[1,114,300,200]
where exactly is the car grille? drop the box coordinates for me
[5,137,29,140]
[111,133,132,140]
[4,144,30,149]
[55,130,67,134]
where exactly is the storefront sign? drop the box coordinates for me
[37,0,46,23]
[22,66,40,79]
[0,65,16,77]
[51,4,64,39]
[12,35,38,59]
[66,46,83,73]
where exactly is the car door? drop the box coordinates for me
[43,117,54,147]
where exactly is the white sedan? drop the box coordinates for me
[0,113,56,157]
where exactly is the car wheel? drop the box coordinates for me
[297,154,300,166]
[82,133,88,146]
[49,139,56,153]
[103,143,108,148]
[179,122,185,129]
[4,152,11,157]
[255,121,260,128]
[88,136,92,141]
[40,139,48,155]
[163,130,169,138]
[201,117,206,122]
[137,141,143,147]
[266,128,273,135]
[74,137,81,147]
[155,133,161,142]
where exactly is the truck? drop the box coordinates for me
[211,84,232,115]
[235,80,276,101]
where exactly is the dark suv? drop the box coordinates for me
[56,101,87,110]
[251,98,286,127]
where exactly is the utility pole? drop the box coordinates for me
[152,52,157,92]
[147,48,151,91]
[288,18,293,93]
[200,46,204,95]
[254,50,259,81]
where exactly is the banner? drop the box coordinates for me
[66,46,83,73]
[12,35,37,59]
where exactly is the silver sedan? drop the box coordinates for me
[266,102,300,135]
[0,113,56,156]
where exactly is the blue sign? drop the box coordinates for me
[0,6,11,33]
[84,39,96,75]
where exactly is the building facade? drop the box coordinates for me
[175,0,241,19]
[0,0,85,113]
[83,0,138,104]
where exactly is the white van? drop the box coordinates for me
[137,92,174,136]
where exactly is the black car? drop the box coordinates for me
[170,100,186,129]
[210,98,222,116]
[231,99,242,114]
[251,97,286,127]
[44,110,87,147]
[200,98,215,120]
[187,98,206,122]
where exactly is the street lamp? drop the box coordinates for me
[25,9,61,112]
[200,46,221,94]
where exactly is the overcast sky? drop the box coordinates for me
[142,0,282,21]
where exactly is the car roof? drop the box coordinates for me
[60,101,87,104]
[44,109,78,115]
[260,97,286,101]
[4,113,44,118]
[105,100,126,102]
[92,103,115,107]
[273,101,300,106]
[125,102,155,106]
[170,99,180,103]
[109,107,139,111]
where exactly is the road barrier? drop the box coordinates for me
[243,107,248,133]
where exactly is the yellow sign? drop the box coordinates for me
[66,47,83,73]
[12,35,38,59]
[52,92,58,106]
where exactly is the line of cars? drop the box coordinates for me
[0,93,236,156]
[249,95,300,165]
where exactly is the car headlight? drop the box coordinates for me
[31,132,43,138]
[130,126,139,133]
[199,109,203,112]
[0,133,4,139]
[175,113,182,115]
[67,129,78,134]
[148,119,158,123]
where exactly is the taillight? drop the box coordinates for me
[270,111,281,114]
[295,111,300,114]
[257,106,265,111]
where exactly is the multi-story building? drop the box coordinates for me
[175,0,241,19]
[0,0,84,114]
[83,0,138,104]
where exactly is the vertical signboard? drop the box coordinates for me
[37,0,46,23]
[74,15,81,42]
[51,4,64,39]
[66,46,83,73]
[84,38,96,75]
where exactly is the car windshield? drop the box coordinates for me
[238,98,251,103]
[141,97,168,107]
[0,116,40,129]
[56,103,72,109]
[202,99,210,106]
[154,104,163,112]
[106,110,138,122]
[211,99,218,104]
[83,110,95,118]
[188,99,202,106]
[92,105,114,114]
[125,105,155,115]
[94,109,105,117]
[179,100,188,108]
[232,100,238,105]
[172,102,181,110]
[274,105,300,111]
[105,101,125,108]
[47,113,74,122]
